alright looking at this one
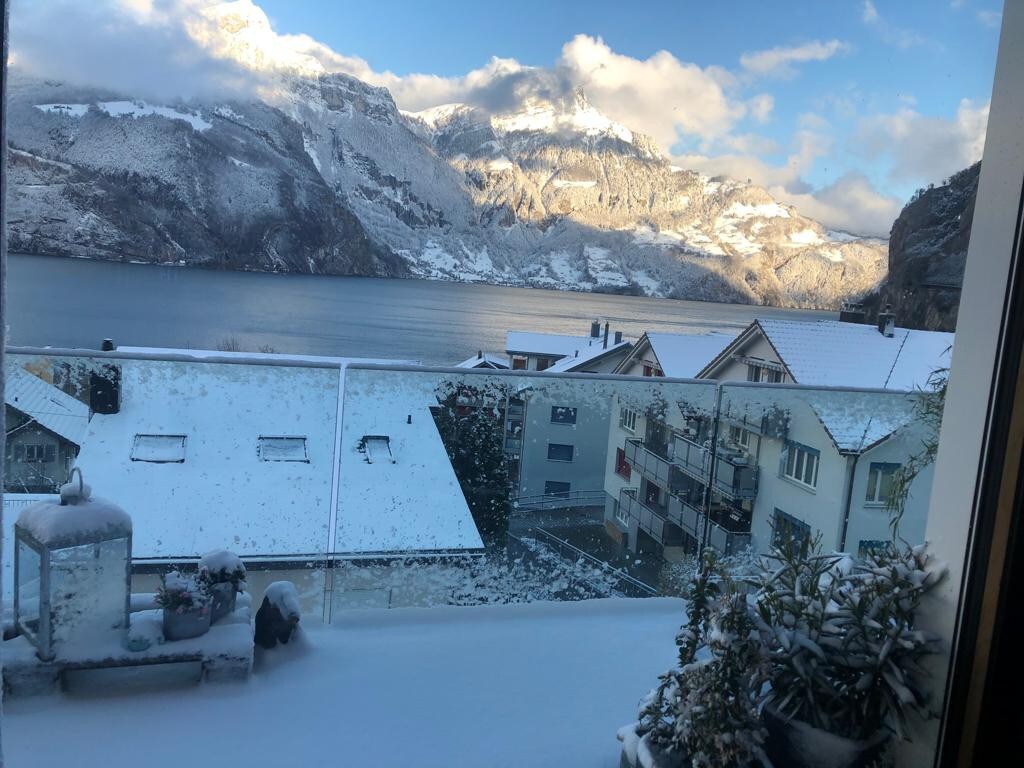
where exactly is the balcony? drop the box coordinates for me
[619,488,686,547]
[669,434,759,501]
[624,438,670,486]
[666,492,751,555]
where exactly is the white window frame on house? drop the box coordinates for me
[20,443,56,463]
[550,405,577,425]
[613,499,629,527]
[258,436,309,462]
[546,443,574,462]
[130,434,187,463]
[728,425,751,448]
[781,440,819,489]
[619,406,638,433]
[771,508,811,552]
[865,461,900,506]
[746,362,783,383]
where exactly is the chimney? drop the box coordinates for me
[89,364,121,415]
[877,304,896,337]
[614,330,623,345]
[590,320,601,339]
[100,338,115,351]
[477,350,483,359]
[838,302,867,325]
[603,322,609,349]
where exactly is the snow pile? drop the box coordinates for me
[6,598,684,768]
[265,581,301,621]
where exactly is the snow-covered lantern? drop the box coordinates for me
[14,469,132,661]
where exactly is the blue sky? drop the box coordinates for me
[11,0,1004,234]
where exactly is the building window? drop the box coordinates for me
[619,406,638,432]
[511,355,527,370]
[613,499,629,526]
[550,406,577,424]
[536,356,556,371]
[615,448,632,480]
[781,441,819,488]
[772,509,811,554]
[747,363,783,383]
[258,436,309,462]
[17,444,57,463]
[642,364,663,377]
[644,482,662,508]
[865,462,900,505]
[547,443,574,462]
[544,481,571,497]
[131,434,187,463]
[728,425,751,448]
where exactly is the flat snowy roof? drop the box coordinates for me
[544,340,632,372]
[505,332,604,357]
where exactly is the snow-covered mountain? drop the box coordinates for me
[6,64,887,307]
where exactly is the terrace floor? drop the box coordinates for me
[5,597,684,768]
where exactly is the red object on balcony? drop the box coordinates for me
[615,448,632,480]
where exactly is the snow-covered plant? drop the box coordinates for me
[197,549,247,591]
[754,538,942,742]
[155,571,211,613]
[636,550,769,768]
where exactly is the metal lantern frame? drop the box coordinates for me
[13,473,133,662]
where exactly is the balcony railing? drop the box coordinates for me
[619,487,666,544]
[669,435,759,500]
[624,438,670,486]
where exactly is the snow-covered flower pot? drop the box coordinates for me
[162,604,212,641]
[156,571,212,641]
[763,708,889,768]
[197,550,246,625]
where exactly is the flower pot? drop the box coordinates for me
[763,707,890,768]
[162,605,212,641]
[209,582,238,624]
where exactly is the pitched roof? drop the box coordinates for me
[701,319,953,390]
[5,366,90,445]
[505,331,604,357]
[455,353,510,369]
[544,340,632,372]
[616,332,737,378]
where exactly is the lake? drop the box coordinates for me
[6,254,832,364]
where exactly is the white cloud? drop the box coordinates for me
[977,10,1002,28]
[854,99,989,185]
[739,39,851,79]
[861,0,933,49]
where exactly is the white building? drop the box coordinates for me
[602,319,953,559]
[506,321,628,371]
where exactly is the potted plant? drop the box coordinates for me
[620,550,770,768]
[156,571,212,641]
[197,550,246,624]
[754,538,942,768]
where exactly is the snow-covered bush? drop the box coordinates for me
[198,549,247,591]
[658,548,760,598]
[633,550,769,768]
[155,571,211,613]
[754,539,942,742]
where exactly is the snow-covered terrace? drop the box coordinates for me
[5,598,683,768]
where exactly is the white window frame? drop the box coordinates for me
[613,499,629,527]
[865,462,900,506]
[550,405,577,425]
[130,434,187,463]
[619,406,638,433]
[258,436,310,463]
[781,441,819,489]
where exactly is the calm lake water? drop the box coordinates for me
[6,254,832,364]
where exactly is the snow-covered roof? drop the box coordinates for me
[116,346,419,367]
[455,353,509,370]
[5,366,90,445]
[616,332,736,378]
[337,371,484,553]
[544,340,632,372]
[505,332,604,357]
[702,320,953,390]
[801,391,917,453]
[74,358,342,560]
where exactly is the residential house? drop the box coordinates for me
[506,320,626,371]
[455,352,510,370]
[603,317,953,559]
[613,331,735,378]
[4,366,89,493]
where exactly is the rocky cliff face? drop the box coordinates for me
[864,163,979,331]
[6,77,404,277]
[7,70,888,308]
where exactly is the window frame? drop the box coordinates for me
[543,480,571,497]
[257,435,310,463]
[619,406,638,433]
[130,433,187,464]
[546,442,574,463]
[781,440,819,489]
[865,461,900,506]
[549,405,578,425]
